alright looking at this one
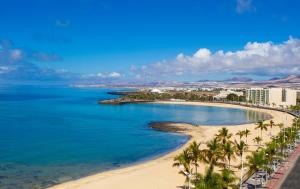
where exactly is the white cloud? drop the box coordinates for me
[193,48,211,60]
[0,40,73,81]
[236,0,255,14]
[82,72,122,79]
[109,72,121,78]
[0,66,10,74]
[97,73,103,77]
[132,37,300,79]
[130,65,137,71]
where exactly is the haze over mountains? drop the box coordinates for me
[76,75,300,89]
[195,75,300,88]
[200,75,300,85]
[193,75,300,88]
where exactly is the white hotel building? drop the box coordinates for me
[246,88,297,108]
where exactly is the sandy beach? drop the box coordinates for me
[49,101,294,189]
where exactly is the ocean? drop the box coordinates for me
[0,84,270,189]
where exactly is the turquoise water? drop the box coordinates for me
[0,85,270,189]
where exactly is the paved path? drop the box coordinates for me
[265,143,300,189]
[280,156,300,189]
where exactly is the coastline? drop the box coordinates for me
[49,101,294,189]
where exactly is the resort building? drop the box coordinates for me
[150,88,163,93]
[246,88,297,108]
[214,90,244,99]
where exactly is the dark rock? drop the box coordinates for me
[149,121,191,133]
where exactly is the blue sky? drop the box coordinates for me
[0,0,300,82]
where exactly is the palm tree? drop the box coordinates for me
[236,130,245,142]
[285,127,298,150]
[243,129,251,144]
[291,119,300,142]
[265,141,282,171]
[293,119,300,138]
[255,120,268,139]
[188,141,202,174]
[276,132,288,157]
[277,123,285,143]
[267,120,275,137]
[179,162,193,189]
[253,136,262,147]
[235,140,248,189]
[216,127,232,145]
[223,141,236,167]
[194,167,237,189]
[203,138,223,171]
[245,150,268,188]
[220,168,238,189]
[295,118,300,129]
[173,149,191,168]
[292,118,299,133]
[173,149,192,189]
[194,168,223,189]
[277,123,284,130]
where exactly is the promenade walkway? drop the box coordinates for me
[265,143,300,189]
[280,156,300,189]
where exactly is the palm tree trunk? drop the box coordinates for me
[240,154,243,189]
[271,126,273,137]
[261,130,263,145]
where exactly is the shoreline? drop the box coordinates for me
[49,101,293,189]
[49,121,199,189]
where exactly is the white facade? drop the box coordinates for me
[214,90,244,99]
[150,88,163,94]
[246,88,297,108]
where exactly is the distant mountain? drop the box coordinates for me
[82,75,300,89]
[195,75,300,88]
[264,75,300,84]
[197,79,211,82]
[269,77,280,81]
[225,77,253,82]
[197,77,253,83]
